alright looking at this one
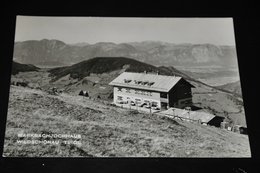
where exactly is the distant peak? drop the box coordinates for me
[40,39,66,44]
[69,42,90,47]
[95,42,116,45]
[40,39,49,41]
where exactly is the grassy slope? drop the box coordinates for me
[3,86,251,157]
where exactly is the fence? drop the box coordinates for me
[87,96,201,123]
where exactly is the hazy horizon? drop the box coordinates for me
[14,16,236,46]
[14,38,236,47]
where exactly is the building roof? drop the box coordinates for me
[109,72,193,92]
[160,108,221,124]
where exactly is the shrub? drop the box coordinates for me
[81,79,88,85]
[16,81,28,87]
[78,90,84,96]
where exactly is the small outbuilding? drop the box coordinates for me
[233,125,248,135]
[160,108,225,127]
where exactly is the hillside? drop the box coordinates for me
[13,39,237,67]
[3,86,251,157]
[48,57,189,81]
[11,61,39,75]
[215,81,242,96]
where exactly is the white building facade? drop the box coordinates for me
[113,86,161,107]
[109,72,194,110]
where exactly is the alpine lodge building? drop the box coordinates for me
[109,72,195,110]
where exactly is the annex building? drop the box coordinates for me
[109,72,195,110]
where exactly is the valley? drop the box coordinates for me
[175,65,240,86]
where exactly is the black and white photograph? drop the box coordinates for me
[2,16,251,157]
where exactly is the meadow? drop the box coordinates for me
[3,86,251,157]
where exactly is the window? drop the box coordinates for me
[180,99,192,104]
[152,102,158,106]
[117,96,123,100]
[160,92,167,98]
[148,82,155,86]
[126,88,131,93]
[134,89,141,95]
[144,100,149,103]
[124,79,132,83]
[135,99,141,104]
[141,81,148,85]
[133,89,152,96]
[117,87,122,92]
[180,101,185,104]
[186,99,192,104]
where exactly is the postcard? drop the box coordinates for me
[3,16,251,157]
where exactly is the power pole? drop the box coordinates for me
[172,108,177,118]
[185,107,191,121]
[188,109,190,121]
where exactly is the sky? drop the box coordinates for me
[14,16,236,46]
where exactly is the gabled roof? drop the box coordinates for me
[109,72,193,92]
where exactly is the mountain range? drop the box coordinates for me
[13,39,237,67]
